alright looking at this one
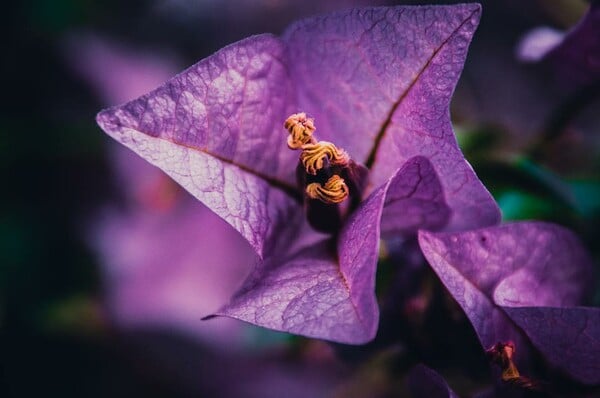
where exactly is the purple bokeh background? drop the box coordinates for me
[3,1,599,397]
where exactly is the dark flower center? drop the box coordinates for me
[284,113,368,234]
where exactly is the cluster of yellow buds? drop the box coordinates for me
[305,175,349,204]
[284,112,316,149]
[284,113,350,204]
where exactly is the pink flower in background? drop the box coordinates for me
[65,34,182,104]
[93,146,256,347]
[516,26,565,63]
[68,34,258,347]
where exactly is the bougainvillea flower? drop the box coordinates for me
[419,222,599,384]
[96,4,500,344]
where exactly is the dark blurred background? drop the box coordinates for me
[2,1,598,397]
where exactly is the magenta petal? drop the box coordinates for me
[380,155,450,237]
[283,4,478,163]
[219,158,432,343]
[335,157,448,342]
[218,183,388,344]
[498,306,600,385]
[218,242,373,344]
[96,35,301,257]
[335,180,388,342]
[408,364,459,398]
[419,222,593,354]
[420,222,593,308]
[418,228,528,350]
[284,4,499,231]
[371,5,499,232]
[95,5,508,344]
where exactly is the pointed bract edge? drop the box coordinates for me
[95,116,299,259]
[282,3,482,166]
[214,241,376,345]
[282,2,496,231]
[338,155,452,339]
[419,223,597,380]
[365,4,499,232]
[379,155,451,237]
[211,157,456,344]
[418,229,531,351]
[96,34,302,259]
[212,176,391,344]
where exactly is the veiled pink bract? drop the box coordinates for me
[93,146,256,347]
[71,36,259,346]
[96,5,499,344]
[419,222,599,384]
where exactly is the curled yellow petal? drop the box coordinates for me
[305,175,349,204]
[300,141,349,175]
[284,112,316,149]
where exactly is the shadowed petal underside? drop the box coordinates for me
[419,222,596,383]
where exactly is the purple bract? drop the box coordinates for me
[96,4,500,343]
[419,222,599,384]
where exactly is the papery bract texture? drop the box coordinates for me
[218,241,369,343]
[220,157,447,343]
[97,35,301,258]
[284,4,499,231]
[97,4,498,343]
[380,155,450,237]
[74,36,260,346]
[419,222,597,383]
[97,5,499,260]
